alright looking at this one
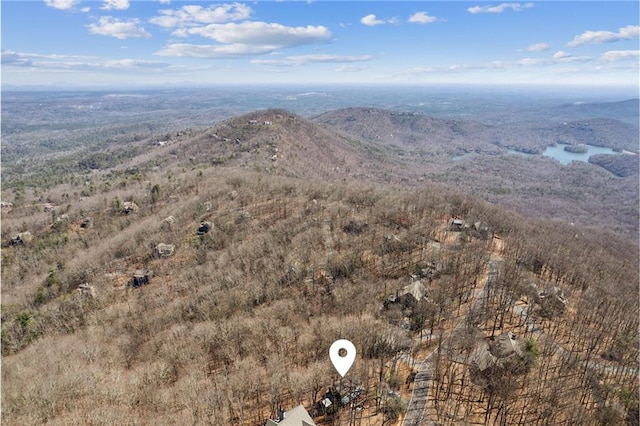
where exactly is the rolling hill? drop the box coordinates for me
[1,106,638,425]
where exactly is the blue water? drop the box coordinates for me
[508,143,628,165]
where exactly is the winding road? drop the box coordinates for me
[402,256,500,425]
[401,247,638,425]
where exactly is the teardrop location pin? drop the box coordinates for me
[329,339,356,377]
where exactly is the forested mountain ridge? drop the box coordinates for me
[555,98,640,126]
[313,107,639,154]
[1,106,638,425]
[313,107,502,156]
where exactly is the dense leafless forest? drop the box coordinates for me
[1,90,638,425]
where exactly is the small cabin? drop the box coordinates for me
[132,269,152,288]
[77,283,95,298]
[197,221,212,235]
[265,405,316,426]
[122,201,138,215]
[448,218,465,231]
[387,279,429,309]
[154,243,175,258]
[9,231,33,246]
[538,286,568,316]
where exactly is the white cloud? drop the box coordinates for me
[2,50,34,67]
[80,6,91,12]
[553,50,571,59]
[165,22,332,56]
[601,50,640,62]
[467,2,534,14]
[88,17,152,40]
[360,14,398,26]
[526,42,550,52]
[156,43,271,57]
[567,25,640,47]
[103,59,168,69]
[252,54,373,66]
[517,54,592,66]
[156,21,333,59]
[101,0,130,11]
[150,3,252,28]
[408,12,437,24]
[43,0,79,10]
[336,65,366,72]
[517,57,550,66]
[407,67,433,74]
[1,50,169,72]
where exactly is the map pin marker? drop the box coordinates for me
[329,339,356,377]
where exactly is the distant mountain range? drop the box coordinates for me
[313,106,638,155]
[555,99,639,126]
[130,107,636,236]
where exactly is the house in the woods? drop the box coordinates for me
[131,269,152,287]
[471,221,493,239]
[9,231,33,246]
[448,218,465,231]
[491,331,524,359]
[154,243,175,258]
[538,286,568,316]
[122,201,138,215]
[472,331,526,378]
[77,283,95,298]
[265,405,316,426]
[197,221,212,235]
[387,279,429,309]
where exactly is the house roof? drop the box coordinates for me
[491,332,523,359]
[265,405,316,426]
[472,340,494,372]
[539,286,567,305]
[400,280,428,301]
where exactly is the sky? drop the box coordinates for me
[1,1,639,88]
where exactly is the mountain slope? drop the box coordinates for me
[313,107,503,156]
[1,108,638,426]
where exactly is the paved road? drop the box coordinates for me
[403,354,436,426]
[402,256,500,426]
[401,244,638,425]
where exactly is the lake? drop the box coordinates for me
[508,143,629,165]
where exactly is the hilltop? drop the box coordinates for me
[1,106,638,425]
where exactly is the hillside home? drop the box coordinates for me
[122,201,138,215]
[9,231,33,246]
[491,331,524,359]
[154,243,175,258]
[265,405,316,426]
[472,331,525,375]
[387,279,429,308]
[77,283,95,298]
[132,269,152,287]
[197,221,212,235]
[538,286,568,316]
[448,218,465,231]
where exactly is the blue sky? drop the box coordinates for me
[2,1,639,88]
